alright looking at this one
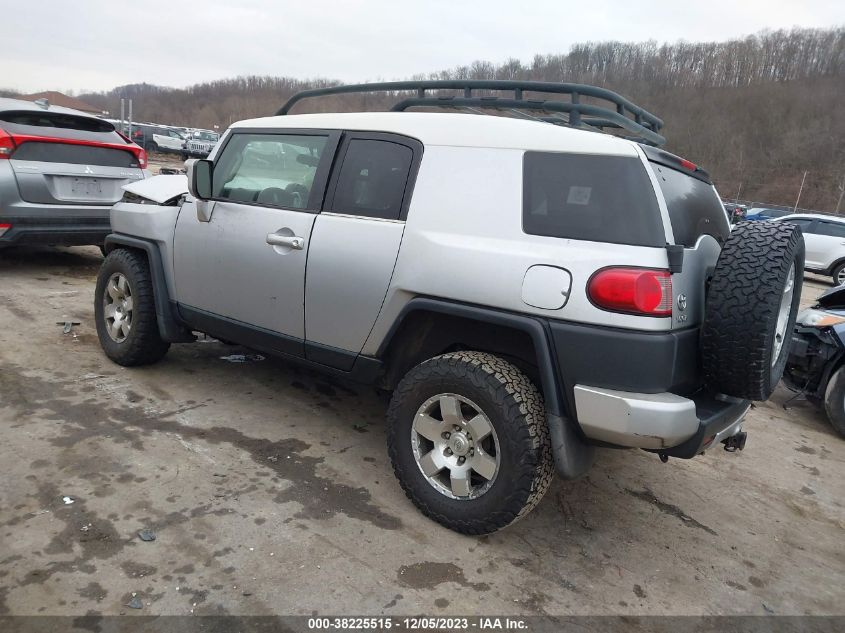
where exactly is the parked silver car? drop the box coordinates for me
[0,98,146,248]
[181,129,219,159]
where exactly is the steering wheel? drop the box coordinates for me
[256,187,292,206]
[286,183,309,208]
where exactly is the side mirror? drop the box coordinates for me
[186,159,212,200]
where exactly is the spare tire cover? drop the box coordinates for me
[701,221,805,401]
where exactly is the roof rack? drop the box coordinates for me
[276,80,665,146]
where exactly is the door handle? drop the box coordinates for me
[266,233,305,250]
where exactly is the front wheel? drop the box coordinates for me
[387,351,553,534]
[95,248,170,366]
[823,366,845,438]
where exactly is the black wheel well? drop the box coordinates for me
[827,258,845,276]
[379,310,542,395]
[103,242,145,258]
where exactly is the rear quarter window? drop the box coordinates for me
[522,152,665,247]
[651,163,730,247]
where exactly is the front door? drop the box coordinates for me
[174,130,338,350]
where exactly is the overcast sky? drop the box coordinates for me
[4,0,843,94]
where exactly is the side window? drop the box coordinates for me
[524,152,666,247]
[329,139,413,220]
[816,222,845,238]
[212,133,328,209]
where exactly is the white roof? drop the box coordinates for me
[780,213,845,223]
[230,112,640,156]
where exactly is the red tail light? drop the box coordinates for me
[0,222,11,237]
[0,128,15,158]
[588,268,672,317]
[0,131,146,168]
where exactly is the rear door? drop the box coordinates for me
[779,218,821,268]
[173,129,339,352]
[810,220,845,270]
[304,132,420,366]
[647,158,731,329]
[1,111,143,215]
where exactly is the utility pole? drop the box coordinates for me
[794,170,808,212]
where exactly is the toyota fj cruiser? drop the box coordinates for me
[94,81,804,534]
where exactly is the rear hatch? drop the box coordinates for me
[0,110,145,208]
[642,146,731,330]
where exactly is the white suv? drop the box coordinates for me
[93,81,804,533]
[776,214,845,284]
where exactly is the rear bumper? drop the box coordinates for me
[0,215,110,247]
[574,384,750,456]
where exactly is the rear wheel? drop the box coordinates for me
[95,248,170,366]
[832,262,845,286]
[387,351,553,534]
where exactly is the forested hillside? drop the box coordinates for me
[17,28,845,209]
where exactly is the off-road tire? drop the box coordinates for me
[95,248,170,366]
[387,351,554,534]
[823,366,845,438]
[702,221,804,401]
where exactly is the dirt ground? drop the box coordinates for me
[0,246,843,619]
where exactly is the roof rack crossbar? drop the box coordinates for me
[389,96,665,146]
[276,80,665,146]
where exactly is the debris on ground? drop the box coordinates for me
[125,593,143,609]
[62,496,75,505]
[137,529,156,542]
[219,354,265,363]
[159,167,187,175]
[56,321,81,334]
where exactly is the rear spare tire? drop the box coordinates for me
[702,221,804,401]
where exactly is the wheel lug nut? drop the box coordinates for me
[458,456,465,464]
[442,432,451,439]
[444,448,453,456]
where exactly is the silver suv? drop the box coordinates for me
[94,81,805,534]
[0,98,146,248]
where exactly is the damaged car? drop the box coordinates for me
[93,81,805,534]
[784,284,845,438]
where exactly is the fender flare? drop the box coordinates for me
[103,233,194,343]
[377,297,595,479]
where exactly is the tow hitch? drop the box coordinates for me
[722,431,747,452]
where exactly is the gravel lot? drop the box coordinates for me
[0,243,842,618]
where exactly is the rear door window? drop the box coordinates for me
[781,218,815,233]
[650,163,730,247]
[523,152,665,247]
[327,138,414,220]
[816,221,845,238]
